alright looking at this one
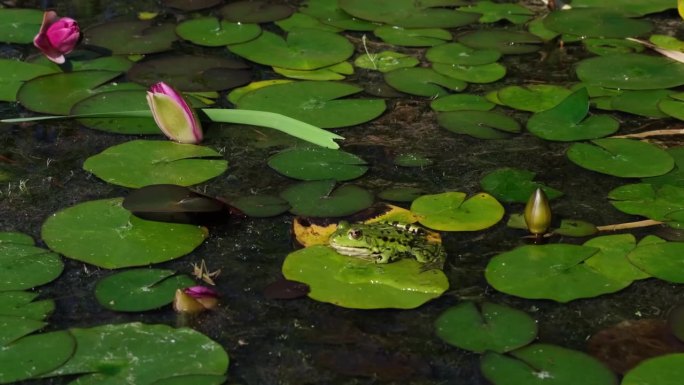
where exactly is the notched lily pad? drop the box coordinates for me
[219,1,293,23]
[0,232,63,291]
[162,0,222,11]
[438,110,520,139]
[71,90,160,134]
[543,8,652,38]
[176,17,261,47]
[0,8,43,44]
[457,30,542,54]
[85,21,178,54]
[229,195,290,218]
[123,184,227,224]
[460,1,534,24]
[0,59,58,102]
[495,84,571,112]
[432,62,506,84]
[426,43,501,66]
[339,0,479,28]
[411,192,504,231]
[281,180,374,217]
[384,67,467,97]
[480,168,562,203]
[430,94,495,112]
[268,147,368,181]
[567,138,674,178]
[355,51,419,73]
[577,54,684,90]
[374,26,451,47]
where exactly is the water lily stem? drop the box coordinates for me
[596,219,664,232]
[611,129,684,139]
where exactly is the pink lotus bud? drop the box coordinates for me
[33,11,80,64]
[173,286,219,313]
[146,82,203,144]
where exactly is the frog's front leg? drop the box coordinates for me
[375,249,394,264]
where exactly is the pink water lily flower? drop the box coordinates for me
[173,286,219,314]
[146,82,204,144]
[33,11,80,64]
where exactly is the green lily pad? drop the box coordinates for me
[460,1,534,24]
[481,344,618,385]
[280,180,374,217]
[627,243,684,283]
[610,89,672,118]
[496,84,571,112]
[0,232,34,245]
[567,138,674,178]
[430,94,495,112]
[543,9,652,38]
[354,51,419,73]
[411,192,504,231]
[0,59,58,102]
[438,110,520,139]
[229,195,290,217]
[46,323,228,384]
[426,42,501,66]
[300,0,379,31]
[0,291,54,320]
[83,140,227,188]
[553,219,598,237]
[457,30,542,54]
[374,26,451,47]
[219,0,293,23]
[571,0,673,17]
[95,269,195,312]
[433,62,506,84]
[608,183,684,221]
[480,168,562,203]
[0,314,45,347]
[176,17,261,47]
[583,38,644,56]
[235,81,385,128]
[394,153,433,167]
[85,21,178,54]
[70,90,160,134]
[384,67,467,97]
[338,0,479,28]
[228,29,353,71]
[485,244,633,302]
[273,61,353,81]
[0,233,63,291]
[378,187,424,202]
[643,147,684,187]
[151,375,228,385]
[576,54,684,90]
[583,234,650,282]
[282,245,448,309]
[0,8,43,44]
[527,88,619,141]
[622,354,684,385]
[162,0,221,11]
[649,34,684,51]
[435,301,537,354]
[17,70,121,115]
[0,331,75,384]
[268,147,367,181]
[527,17,559,41]
[276,12,342,32]
[127,55,251,92]
[41,198,207,269]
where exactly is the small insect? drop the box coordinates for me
[191,259,221,286]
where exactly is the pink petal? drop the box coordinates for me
[183,285,219,299]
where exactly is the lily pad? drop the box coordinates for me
[0,233,63,291]
[543,9,652,38]
[460,1,534,24]
[175,17,261,47]
[567,138,674,178]
[0,59,58,102]
[268,147,368,181]
[627,242,684,283]
[151,375,228,385]
[95,269,195,312]
[127,55,251,92]
[41,198,207,269]
[610,89,672,118]
[426,43,501,66]
[122,184,227,224]
[70,90,160,134]
[0,8,43,44]
[435,301,537,354]
[228,29,353,71]
[643,147,684,187]
[553,219,598,237]
[85,21,178,54]
[527,88,619,141]
[571,0,673,17]
[0,331,76,384]
[622,354,684,385]
[438,110,520,139]
[219,1,293,23]
[457,30,542,54]
[433,62,506,84]
[300,0,378,30]
[276,13,342,33]
[430,94,495,112]
[485,244,633,302]
[282,245,448,309]
[235,81,385,128]
[583,38,644,56]
[481,344,618,385]
[609,183,684,221]
[384,67,467,97]
[496,84,571,112]
[374,26,451,47]
[0,291,54,320]
[17,70,121,115]
[480,168,562,203]
[161,0,222,11]
[280,180,374,217]
[378,187,424,202]
[583,234,650,282]
[229,195,290,218]
[411,192,504,231]
[273,61,353,81]
[576,54,684,90]
[83,140,227,188]
[354,51,419,73]
[339,0,478,28]
[45,323,228,384]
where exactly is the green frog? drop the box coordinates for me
[328,221,446,270]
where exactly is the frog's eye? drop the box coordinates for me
[348,229,362,239]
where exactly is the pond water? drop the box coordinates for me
[3,0,684,384]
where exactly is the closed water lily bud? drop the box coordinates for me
[146,82,203,144]
[524,188,551,236]
[33,11,80,64]
[173,286,218,314]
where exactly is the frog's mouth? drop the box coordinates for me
[329,241,374,258]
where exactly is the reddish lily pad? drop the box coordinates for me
[127,55,251,92]
[219,1,293,23]
[84,21,178,55]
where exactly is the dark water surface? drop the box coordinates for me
[3,1,684,384]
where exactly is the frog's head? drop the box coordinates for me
[328,221,373,257]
